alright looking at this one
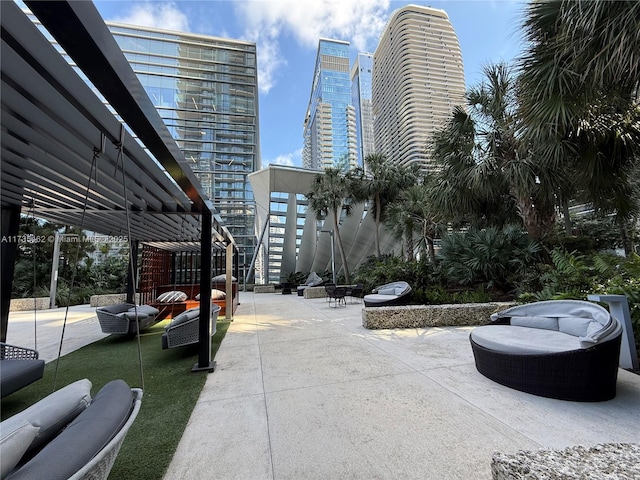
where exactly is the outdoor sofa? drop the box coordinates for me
[470,300,623,401]
[95,303,159,335]
[0,343,45,399]
[0,378,142,479]
[363,281,412,307]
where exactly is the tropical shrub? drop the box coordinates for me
[519,250,640,347]
[352,255,445,297]
[439,225,541,292]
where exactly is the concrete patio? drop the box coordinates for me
[6,293,640,479]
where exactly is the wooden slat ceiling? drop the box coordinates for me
[1,1,233,248]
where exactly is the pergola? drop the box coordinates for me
[0,1,237,371]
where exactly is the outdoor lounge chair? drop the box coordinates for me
[469,300,623,401]
[161,305,221,349]
[95,303,159,335]
[0,343,45,399]
[363,281,412,307]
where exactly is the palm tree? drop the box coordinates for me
[305,167,354,284]
[518,0,640,253]
[351,153,416,257]
[430,63,559,240]
[386,182,442,263]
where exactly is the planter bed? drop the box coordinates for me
[362,302,516,330]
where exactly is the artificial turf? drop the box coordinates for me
[1,319,230,479]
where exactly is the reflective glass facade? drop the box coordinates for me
[108,24,260,271]
[302,39,357,171]
[351,52,375,168]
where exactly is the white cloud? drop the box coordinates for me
[234,0,390,93]
[111,1,190,32]
[263,149,302,167]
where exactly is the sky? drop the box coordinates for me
[92,0,528,169]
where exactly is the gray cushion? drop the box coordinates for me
[8,380,134,480]
[1,378,92,455]
[128,305,159,316]
[0,359,45,398]
[558,316,594,337]
[0,419,39,478]
[471,325,582,354]
[510,316,559,331]
[98,303,133,314]
[166,308,200,329]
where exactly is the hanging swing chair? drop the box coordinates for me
[0,130,143,480]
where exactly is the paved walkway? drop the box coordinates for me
[165,292,640,480]
[6,294,640,479]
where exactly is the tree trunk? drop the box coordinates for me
[514,194,556,241]
[561,198,572,235]
[333,212,351,284]
[374,193,381,257]
[618,217,632,256]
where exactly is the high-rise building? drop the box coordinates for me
[302,39,357,171]
[351,52,375,168]
[372,5,465,174]
[106,23,260,269]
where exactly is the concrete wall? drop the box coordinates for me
[362,302,517,329]
[9,297,50,311]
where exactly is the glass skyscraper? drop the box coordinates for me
[351,52,375,168]
[106,23,260,271]
[302,39,357,171]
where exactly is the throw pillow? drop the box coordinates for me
[194,289,226,300]
[510,316,559,331]
[558,316,594,337]
[212,274,237,283]
[0,419,39,478]
[156,291,187,303]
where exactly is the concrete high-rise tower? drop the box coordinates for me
[372,5,465,174]
[302,39,357,171]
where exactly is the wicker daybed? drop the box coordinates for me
[363,281,412,307]
[470,300,623,401]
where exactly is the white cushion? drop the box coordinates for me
[156,291,187,303]
[212,274,237,282]
[0,379,92,455]
[471,325,582,354]
[195,289,226,300]
[510,316,559,331]
[0,419,39,477]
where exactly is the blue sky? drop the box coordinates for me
[92,0,527,168]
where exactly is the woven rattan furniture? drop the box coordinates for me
[363,281,412,307]
[95,303,159,335]
[0,343,45,398]
[328,286,348,308]
[470,300,623,401]
[161,305,221,349]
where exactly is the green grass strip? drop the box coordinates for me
[1,319,230,480]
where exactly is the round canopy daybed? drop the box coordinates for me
[470,300,623,402]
